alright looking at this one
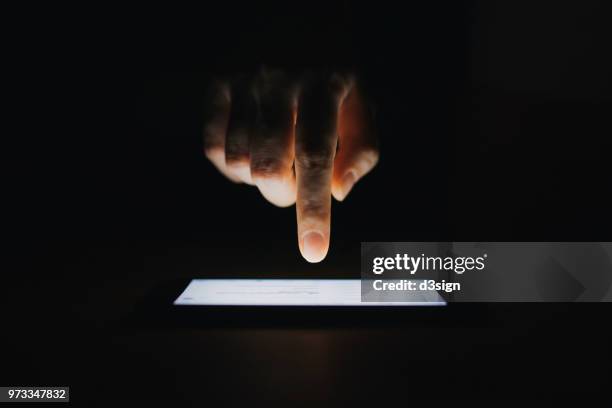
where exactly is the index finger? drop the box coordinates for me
[294,76,349,263]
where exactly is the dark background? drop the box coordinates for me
[4,1,612,406]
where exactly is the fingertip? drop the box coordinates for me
[300,230,328,263]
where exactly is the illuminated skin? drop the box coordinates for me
[203,70,379,263]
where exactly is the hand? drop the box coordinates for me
[203,69,379,262]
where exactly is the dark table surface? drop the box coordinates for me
[3,240,611,407]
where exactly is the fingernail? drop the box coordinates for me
[339,171,357,201]
[301,231,327,263]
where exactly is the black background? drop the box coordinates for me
[4,1,612,406]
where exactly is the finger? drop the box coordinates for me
[203,80,241,182]
[250,70,297,207]
[225,78,257,184]
[295,75,349,263]
[332,85,379,201]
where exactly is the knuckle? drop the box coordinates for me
[299,196,328,218]
[225,155,249,168]
[295,133,337,162]
[250,156,284,177]
[225,153,249,166]
[225,145,250,166]
[295,149,334,171]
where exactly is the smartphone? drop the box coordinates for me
[128,278,472,328]
[174,278,446,306]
